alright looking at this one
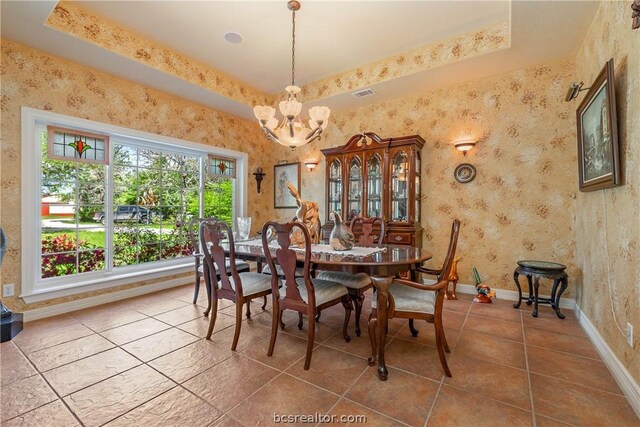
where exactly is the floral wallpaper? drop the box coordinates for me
[0,40,285,312]
[300,21,509,101]
[575,1,640,385]
[286,58,579,300]
[46,1,269,108]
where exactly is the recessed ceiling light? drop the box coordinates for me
[224,32,243,44]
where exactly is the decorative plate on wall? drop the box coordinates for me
[454,163,476,183]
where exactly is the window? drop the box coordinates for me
[22,108,248,302]
[111,144,200,267]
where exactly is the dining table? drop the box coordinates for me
[224,238,433,381]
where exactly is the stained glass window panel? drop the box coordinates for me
[47,126,109,165]
[208,155,236,178]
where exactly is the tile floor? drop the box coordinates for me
[1,285,638,426]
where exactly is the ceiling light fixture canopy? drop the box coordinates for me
[253,0,330,149]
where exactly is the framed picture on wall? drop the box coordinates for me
[576,58,621,192]
[274,162,301,208]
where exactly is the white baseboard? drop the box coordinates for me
[431,281,576,310]
[574,304,640,419]
[22,277,192,322]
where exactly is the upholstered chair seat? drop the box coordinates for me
[316,271,371,289]
[218,272,273,296]
[290,278,349,306]
[371,283,436,314]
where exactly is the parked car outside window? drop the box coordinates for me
[93,205,156,225]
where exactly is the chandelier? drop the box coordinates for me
[253,0,330,149]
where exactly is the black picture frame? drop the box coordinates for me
[274,162,301,208]
[576,58,621,192]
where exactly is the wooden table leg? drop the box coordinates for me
[513,269,523,309]
[554,276,568,319]
[370,275,393,381]
[532,275,541,318]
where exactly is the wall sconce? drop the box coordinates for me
[304,161,318,171]
[454,138,476,156]
[253,167,266,193]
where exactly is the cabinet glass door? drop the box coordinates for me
[366,153,383,218]
[328,159,342,216]
[391,151,409,222]
[347,156,362,221]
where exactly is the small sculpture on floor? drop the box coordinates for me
[472,267,495,303]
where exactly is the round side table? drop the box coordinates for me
[513,260,568,319]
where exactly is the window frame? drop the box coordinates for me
[21,107,248,303]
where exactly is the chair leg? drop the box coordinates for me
[304,310,316,370]
[409,319,419,337]
[279,309,286,330]
[193,271,200,304]
[231,301,244,351]
[268,300,279,357]
[261,295,267,310]
[353,294,365,337]
[441,327,451,353]
[341,296,352,343]
[434,319,451,377]
[298,312,304,330]
[315,311,321,322]
[246,301,252,319]
[204,270,213,317]
[367,313,378,366]
[205,295,219,340]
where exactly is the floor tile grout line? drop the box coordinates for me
[34,345,120,375]
[423,377,444,427]
[457,326,527,346]
[522,308,537,427]
[8,342,87,427]
[94,382,181,427]
[221,371,287,419]
[337,396,414,427]
[524,342,604,362]
[13,329,95,356]
[527,370,629,398]
[117,327,202,364]
[442,382,536,414]
[320,365,413,427]
[533,412,581,427]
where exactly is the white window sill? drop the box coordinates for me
[21,261,194,304]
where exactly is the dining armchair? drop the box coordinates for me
[368,219,460,377]
[262,221,352,370]
[187,217,250,314]
[200,219,271,351]
[316,216,385,336]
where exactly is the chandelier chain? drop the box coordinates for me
[291,9,296,86]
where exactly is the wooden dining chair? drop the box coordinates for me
[368,219,460,377]
[316,216,385,336]
[187,217,250,314]
[262,221,352,370]
[260,217,304,278]
[200,219,271,351]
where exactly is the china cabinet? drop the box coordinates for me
[321,132,424,246]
